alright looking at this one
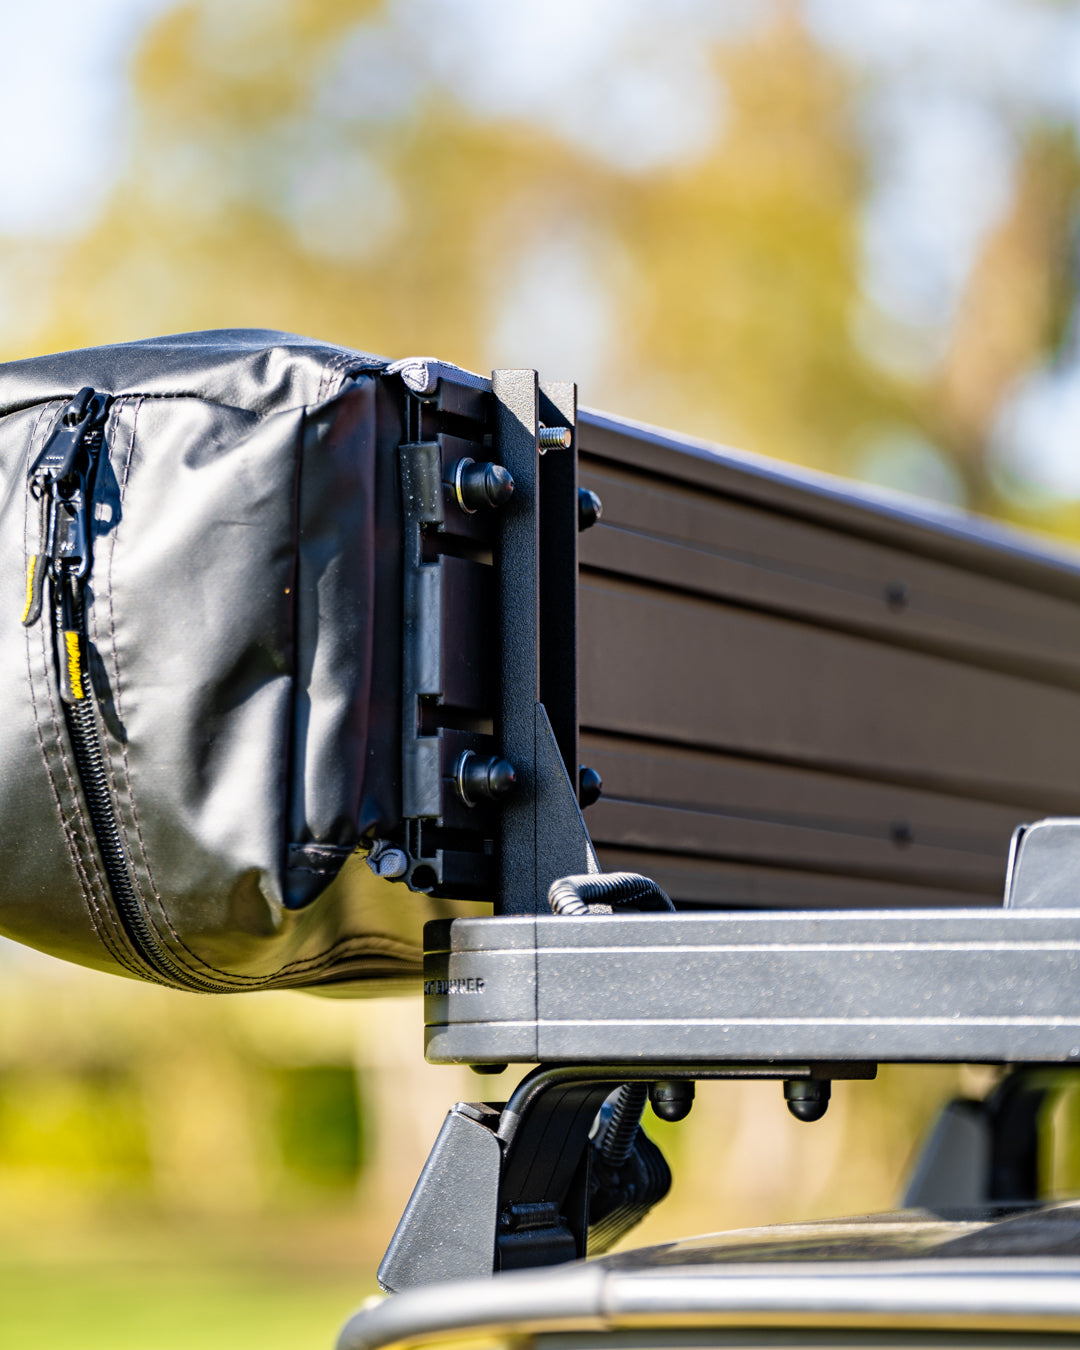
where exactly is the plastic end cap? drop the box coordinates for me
[578,487,603,531]
[578,765,603,808]
[650,1080,695,1122]
[784,1078,831,1123]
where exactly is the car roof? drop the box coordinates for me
[598,1204,1080,1266]
[337,1206,1080,1350]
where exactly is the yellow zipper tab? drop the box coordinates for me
[21,553,44,626]
[62,629,85,702]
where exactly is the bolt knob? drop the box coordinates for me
[454,459,515,513]
[784,1078,831,1123]
[650,1079,695,1122]
[578,764,603,809]
[456,751,517,807]
[578,487,603,531]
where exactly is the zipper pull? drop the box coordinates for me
[28,387,106,492]
[21,497,51,626]
[50,476,94,580]
[23,388,109,627]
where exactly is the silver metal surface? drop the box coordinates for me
[1006,820,1080,909]
[337,1258,1080,1350]
[539,426,573,453]
[424,909,1080,1065]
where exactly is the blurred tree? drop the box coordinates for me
[273,1065,363,1193]
[935,125,1080,511]
[5,0,1080,521]
[613,12,911,464]
[9,1,910,484]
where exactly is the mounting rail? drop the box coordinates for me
[424,906,1080,1068]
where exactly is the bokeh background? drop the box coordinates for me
[4,1,1080,1345]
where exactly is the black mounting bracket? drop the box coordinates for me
[390,367,595,905]
[377,1060,875,1293]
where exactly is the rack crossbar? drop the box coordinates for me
[424,908,1080,1066]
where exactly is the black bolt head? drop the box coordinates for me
[578,487,603,531]
[459,460,514,512]
[579,764,603,808]
[784,1078,831,1123]
[457,752,516,806]
[650,1079,695,1122]
[485,757,517,798]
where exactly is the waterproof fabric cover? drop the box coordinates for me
[0,330,459,992]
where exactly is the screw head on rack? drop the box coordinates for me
[578,765,603,808]
[451,458,515,513]
[650,1079,695,1122]
[455,751,517,807]
[784,1078,831,1123]
[578,487,603,531]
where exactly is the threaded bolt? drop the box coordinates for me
[538,425,572,453]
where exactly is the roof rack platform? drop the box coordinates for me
[424,905,1080,1068]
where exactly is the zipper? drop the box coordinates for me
[24,390,228,991]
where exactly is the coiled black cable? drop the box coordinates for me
[547,870,675,916]
[547,870,675,1235]
[598,1082,649,1168]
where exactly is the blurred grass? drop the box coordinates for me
[0,952,1007,1350]
[0,1212,377,1350]
[0,1259,370,1350]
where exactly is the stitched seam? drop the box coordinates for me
[188,930,426,991]
[317,351,350,403]
[238,922,424,980]
[22,403,143,978]
[31,632,142,979]
[324,353,350,401]
[31,372,390,424]
[89,398,159,978]
[93,398,134,844]
[316,353,338,403]
[269,931,424,981]
[102,396,248,987]
[22,402,103,947]
[25,629,140,977]
[328,357,380,399]
[99,396,143,893]
[318,350,376,403]
[37,593,144,976]
[99,398,162,929]
[316,357,330,405]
